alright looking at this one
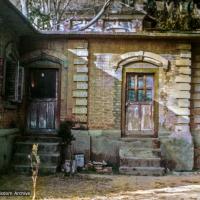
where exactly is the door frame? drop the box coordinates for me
[25,64,61,133]
[121,67,159,137]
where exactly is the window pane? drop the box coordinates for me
[128,76,135,88]
[146,90,153,101]
[146,75,153,88]
[138,77,144,88]
[138,90,145,101]
[128,90,135,101]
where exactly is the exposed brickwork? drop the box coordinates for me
[190,44,200,169]
[191,46,200,132]
[194,148,200,169]
[88,67,116,129]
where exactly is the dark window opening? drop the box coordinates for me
[29,69,57,99]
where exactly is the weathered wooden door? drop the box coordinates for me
[27,69,58,131]
[125,73,154,136]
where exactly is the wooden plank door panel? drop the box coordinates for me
[46,101,56,129]
[28,101,56,130]
[29,103,37,129]
[126,104,140,131]
[38,102,47,129]
[141,104,154,131]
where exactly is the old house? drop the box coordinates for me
[1,0,200,175]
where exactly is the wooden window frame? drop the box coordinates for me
[126,73,154,103]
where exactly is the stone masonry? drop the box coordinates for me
[174,43,192,135]
[191,45,200,169]
[68,40,89,127]
[19,37,197,171]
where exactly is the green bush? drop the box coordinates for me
[58,121,75,145]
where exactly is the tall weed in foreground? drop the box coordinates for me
[28,144,40,200]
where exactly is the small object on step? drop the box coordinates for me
[64,160,77,174]
[93,160,107,166]
[75,154,85,168]
[94,165,103,171]
[71,160,77,174]
[85,161,94,170]
[96,167,113,174]
[64,160,71,173]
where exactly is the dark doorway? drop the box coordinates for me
[27,68,59,131]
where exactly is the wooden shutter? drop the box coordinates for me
[0,58,4,95]
[5,60,24,102]
[5,60,17,101]
[16,66,24,102]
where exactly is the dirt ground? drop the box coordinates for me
[0,173,200,200]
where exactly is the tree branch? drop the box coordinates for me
[75,0,113,31]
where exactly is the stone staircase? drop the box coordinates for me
[119,137,165,176]
[13,135,61,174]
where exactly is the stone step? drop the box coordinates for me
[14,164,58,175]
[15,135,62,143]
[119,166,165,176]
[14,142,60,153]
[13,153,60,165]
[13,136,61,174]
[121,137,160,148]
[119,137,164,176]
[120,157,161,168]
[119,146,161,158]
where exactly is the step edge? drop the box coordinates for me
[119,166,165,170]
[120,157,161,160]
[14,165,58,169]
[119,148,161,151]
[15,142,60,145]
[14,153,60,156]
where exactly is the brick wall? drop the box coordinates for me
[88,39,179,130]
[191,44,200,168]
[20,37,194,136]
[20,39,89,128]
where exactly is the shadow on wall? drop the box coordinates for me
[0,129,19,173]
[70,101,194,172]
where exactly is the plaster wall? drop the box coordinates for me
[0,129,18,172]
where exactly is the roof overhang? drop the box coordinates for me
[0,0,38,36]
[30,30,200,41]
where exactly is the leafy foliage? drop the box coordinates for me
[28,144,40,200]
[145,0,200,31]
[15,0,200,31]
[58,121,75,145]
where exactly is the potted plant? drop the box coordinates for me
[58,120,75,175]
